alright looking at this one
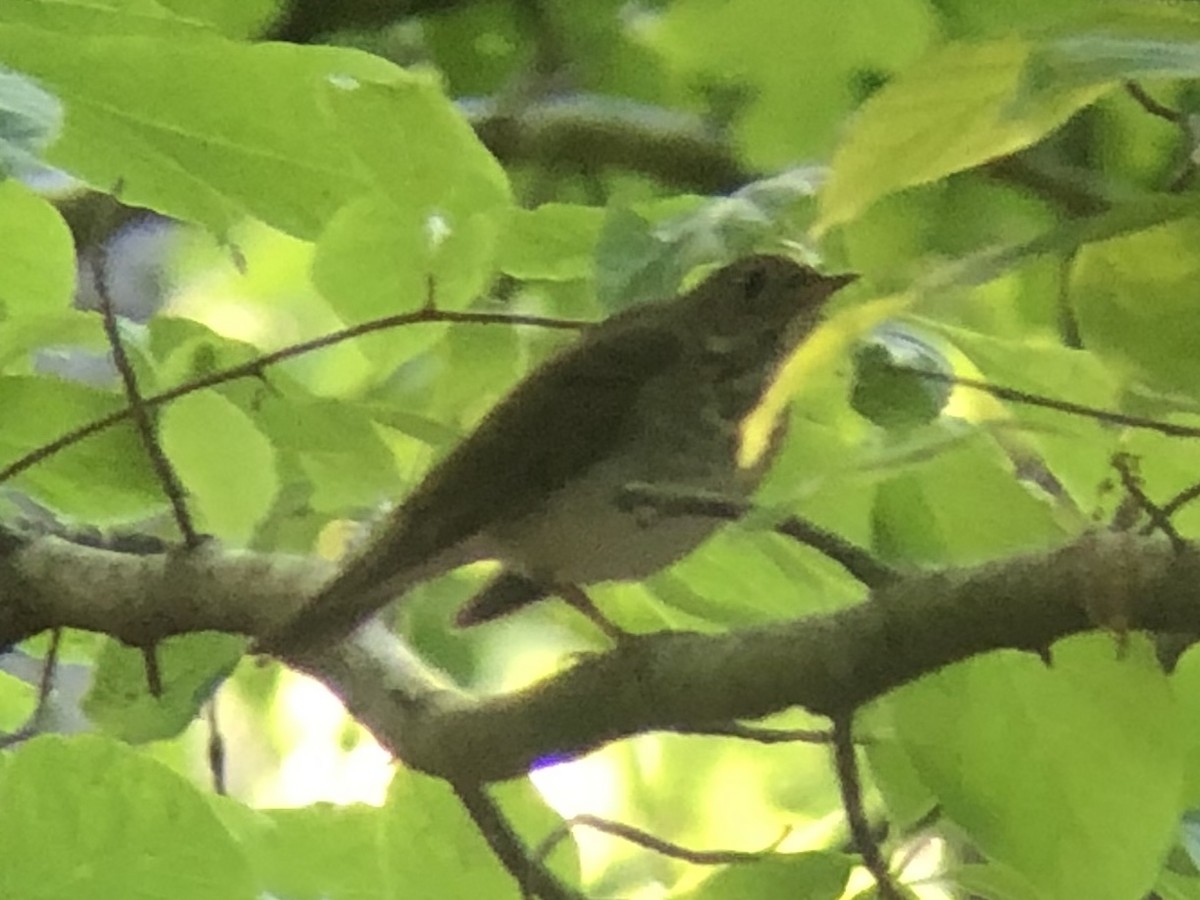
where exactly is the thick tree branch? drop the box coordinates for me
[265,0,469,43]
[1,529,1195,784]
[464,96,753,194]
[0,531,324,644]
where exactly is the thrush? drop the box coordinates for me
[260,254,855,656]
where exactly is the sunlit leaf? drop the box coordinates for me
[893,635,1184,900]
[159,390,278,542]
[0,735,254,899]
[819,38,1110,232]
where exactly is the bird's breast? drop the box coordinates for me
[486,385,784,585]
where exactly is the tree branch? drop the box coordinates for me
[452,781,586,900]
[464,95,753,194]
[265,0,470,43]
[618,484,897,588]
[0,308,587,487]
[3,528,1195,784]
[832,714,902,899]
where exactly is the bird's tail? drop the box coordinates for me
[253,530,478,658]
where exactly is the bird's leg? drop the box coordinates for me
[556,583,635,642]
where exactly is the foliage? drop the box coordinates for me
[3,0,1200,898]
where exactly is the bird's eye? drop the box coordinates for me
[742,265,768,301]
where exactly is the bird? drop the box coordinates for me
[258,254,856,657]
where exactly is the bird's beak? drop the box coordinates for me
[825,271,860,292]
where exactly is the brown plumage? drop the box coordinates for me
[259,255,855,656]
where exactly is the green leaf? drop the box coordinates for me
[652,0,935,168]
[425,4,527,95]
[312,196,432,327]
[849,328,952,431]
[871,431,1065,565]
[1034,33,1200,87]
[595,171,826,312]
[818,38,1111,232]
[932,0,1099,38]
[221,801,386,900]
[651,523,862,628]
[312,74,510,335]
[1028,5,1200,89]
[594,206,681,310]
[949,862,1043,900]
[0,735,255,899]
[419,316,523,433]
[83,632,243,742]
[498,203,605,281]
[1156,868,1200,900]
[924,323,1123,515]
[153,0,279,38]
[0,310,107,372]
[0,23,401,237]
[148,317,260,386]
[1116,417,1200,541]
[322,73,510,226]
[0,179,75,317]
[0,0,216,38]
[654,167,827,257]
[159,390,278,543]
[924,193,1200,294]
[310,196,488,376]
[860,703,937,832]
[893,634,1184,900]
[680,852,853,899]
[383,771,525,898]
[0,64,62,179]
[491,778,580,885]
[254,392,404,515]
[218,782,574,900]
[0,375,164,517]
[1171,646,1200,807]
[1071,216,1200,398]
[0,669,36,734]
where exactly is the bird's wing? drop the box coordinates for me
[393,313,683,570]
[259,312,681,654]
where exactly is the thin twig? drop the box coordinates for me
[910,369,1200,438]
[94,226,200,549]
[141,646,163,697]
[1111,453,1184,551]
[512,0,569,79]
[1155,480,1200,526]
[618,484,898,589]
[0,628,63,749]
[831,714,903,900]
[844,804,941,884]
[534,814,790,868]
[890,831,938,887]
[982,154,1109,218]
[1124,82,1198,193]
[1168,164,1197,194]
[451,781,585,900]
[671,721,836,744]
[35,629,61,710]
[206,698,227,795]
[93,226,189,698]
[1056,251,1083,349]
[0,308,589,487]
[1125,81,1183,124]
